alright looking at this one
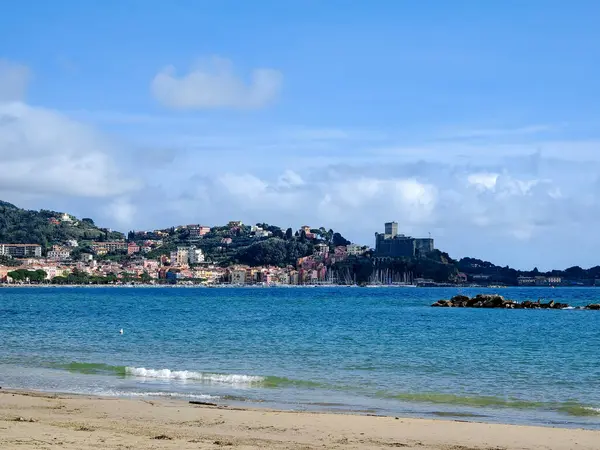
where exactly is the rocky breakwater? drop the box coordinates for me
[431,294,580,309]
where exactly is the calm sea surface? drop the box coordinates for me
[1,286,599,429]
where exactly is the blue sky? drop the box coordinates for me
[1,1,600,269]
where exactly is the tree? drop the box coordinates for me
[7,269,46,283]
[565,266,585,279]
[237,239,287,266]
[285,240,311,263]
[140,271,152,283]
[81,218,95,226]
[31,269,47,283]
[332,232,350,247]
[0,255,21,267]
[285,228,293,240]
[52,276,68,285]
[8,270,26,282]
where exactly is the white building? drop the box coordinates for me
[47,246,71,261]
[170,246,204,266]
[231,268,247,285]
[0,244,42,258]
[188,246,205,264]
[346,244,364,256]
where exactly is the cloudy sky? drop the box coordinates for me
[1,1,600,270]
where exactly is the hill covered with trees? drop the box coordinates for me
[142,223,353,268]
[0,200,124,250]
[3,199,599,286]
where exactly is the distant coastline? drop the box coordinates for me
[3,200,600,289]
[0,283,597,289]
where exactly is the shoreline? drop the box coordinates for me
[1,283,598,288]
[1,389,599,449]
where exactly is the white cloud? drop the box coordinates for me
[0,59,30,102]
[467,172,499,191]
[0,102,140,198]
[122,152,600,270]
[218,173,268,199]
[105,197,137,227]
[151,56,282,109]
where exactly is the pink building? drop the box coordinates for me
[188,225,211,239]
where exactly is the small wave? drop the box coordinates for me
[262,376,325,389]
[51,361,322,389]
[125,367,264,385]
[383,392,600,417]
[557,404,600,417]
[52,362,127,376]
[105,391,219,400]
[384,392,545,409]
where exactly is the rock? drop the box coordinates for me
[472,294,505,308]
[431,295,570,310]
[450,295,469,305]
[431,300,452,307]
[586,303,600,310]
[466,297,479,307]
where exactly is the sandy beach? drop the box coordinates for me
[0,390,598,450]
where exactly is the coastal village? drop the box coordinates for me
[0,205,596,286]
[0,211,379,286]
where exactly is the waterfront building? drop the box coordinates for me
[231,268,247,284]
[374,222,434,258]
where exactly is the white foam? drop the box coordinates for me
[97,390,219,400]
[126,392,219,400]
[125,367,264,385]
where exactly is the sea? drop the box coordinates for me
[1,286,599,429]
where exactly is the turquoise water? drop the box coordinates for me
[1,286,599,429]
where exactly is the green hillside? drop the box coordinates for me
[141,223,352,267]
[0,200,124,249]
